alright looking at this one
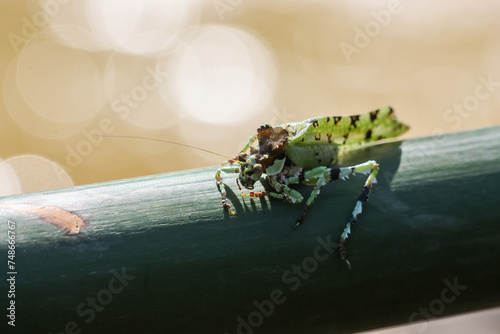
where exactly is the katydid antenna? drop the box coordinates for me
[102,135,238,163]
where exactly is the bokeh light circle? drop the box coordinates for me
[16,33,104,124]
[3,155,73,194]
[103,53,182,130]
[166,25,277,125]
[45,0,201,55]
[3,59,94,139]
[0,160,22,197]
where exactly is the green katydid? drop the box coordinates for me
[215,106,409,269]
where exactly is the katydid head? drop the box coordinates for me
[230,124,290,190]
[234,152,263,190]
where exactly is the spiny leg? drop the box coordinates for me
[289,160,379,268]
[294,166,333,228]
[337,160,379,269]
[292,160,378,226]
[240,133,258,154]
[242,190,267,198]
[239,177,266,199]
[267,179,303,204]
[242,177,303,202]
[218,132,258,210]
[215,166,240,215]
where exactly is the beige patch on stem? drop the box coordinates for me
[1,204,85,234]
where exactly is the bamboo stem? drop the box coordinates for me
[1,126,500,334]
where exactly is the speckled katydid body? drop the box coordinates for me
[215,106,409,268]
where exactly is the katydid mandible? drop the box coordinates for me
[215,106,409,269]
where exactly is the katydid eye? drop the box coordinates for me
[252,164,263,174]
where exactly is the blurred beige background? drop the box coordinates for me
[1,0,500,194]
[0,1,499,332]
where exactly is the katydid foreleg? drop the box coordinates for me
[215,166,240,214]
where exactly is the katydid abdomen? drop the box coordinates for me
[283,106,409,169]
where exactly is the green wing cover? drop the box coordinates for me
[282,106,409,168]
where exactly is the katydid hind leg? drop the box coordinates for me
[337,160,379,269]
[290,160,379,268]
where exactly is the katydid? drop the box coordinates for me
[215,106,409,269]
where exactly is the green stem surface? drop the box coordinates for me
[1,126,500,334]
